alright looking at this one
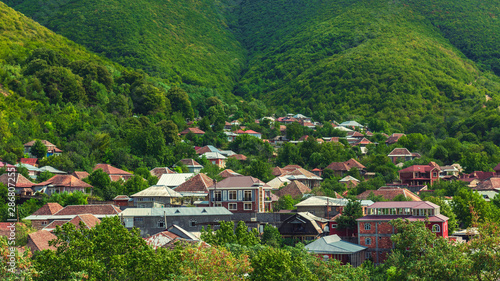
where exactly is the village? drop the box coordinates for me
[1,113,498,269]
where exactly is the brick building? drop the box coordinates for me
[357,201,448,264]
[399,162,440,187]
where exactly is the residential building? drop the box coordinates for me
[23,140,62,157]
[399,162,440,187]
[93,164,132,181]
[113,195,131,207]
[357,201,449,264]
[208,176,273,213]
[150,167,176,179]
[385,133,405,145]
[175,173,213,204]
[202,152,227,168]
[32,175,92,196]
[20,158,38,167]
[131,185,182,208]
[387,148,421,164]
[356,186,421,201]
[39,166,67,174]
[339,121,364,129]
[294,196,373,219]
[233,129,262,139]
[179,127,205,136]
[278,212,329,241]
[144,224,200,249]
[175,159,203,174]
[218,169,242,179]
[0,173,34,196]
[156,173,194,188]
[305,235,367,267]
[26,230,57,252]
[229,154,248,161]
[71,171,89,180]
[195,145,220,155]
[439,165,460,178]
[282,168,323,189]
[14,163,40,179]
[120,207,233,237]
[274,180,311,199]
[266,177,291,190]
[325,158,366,177]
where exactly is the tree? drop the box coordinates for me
[124,175,149,195]
[285,122,303,141]
[201,221,260,247]
[242,159,273,182]
[30,140,47,159]
[156,120,180,144]
[426,196,458,234]
[463,222,500,281]
[261,224,283,248]
[37,171,55,183]
[336,200,363,231]
[250,246,314,281]
[275,195,298,211]
[451,187,496,228]
[87,168,112,200]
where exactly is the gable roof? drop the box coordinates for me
[494,163,500,172]
[326,158,365,171]
[0,173,34,188]
[178,158,203,167]
[275,180,311,198]
[39,166,67,174]
[93,164,132,176]
[32,203,64,216]
[175,173,213,194]
[71,171,90,180]
[356,187,421,201]
[33,175,92,188]
[218,169,242,179]
[67,214,101,229]
[386,133,405,144]
[150,167,176,178]
[339,176,360,183]
[131,185,182,198]
[20,158,38,166]
[157,173,194,187]
[266,177,291,190]
[272,167,286,177]
[195,145,220,155]
[27,230,57,251]
[202,152,227,160]
[347,131,364,138]
[283,168,322,180]
[229,154,248,161]
[388,148,413,157]
[345,158,365,169]
[179,127,205,135]
[53,204,121,216]
[305,235,367,255]
[208,176,270,189]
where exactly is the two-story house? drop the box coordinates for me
[387,148,421,164]
[357,201,449,264]
[130,185,182,208]
[208,176,273,213]
[399,162,440,187]
[23,140,63,157]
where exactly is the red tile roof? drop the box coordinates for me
[20,158,38,166]
[23,140,57,147]
[218,169,242,179]
[0,173,34,188]
[150,167,176,178]
[71,171,90,180]
[67,214,101,229]
[54,204,121,216]
[274,180,311,198]
[345,159,365,169]
[195,146,216,155]
[113,195,130,201]
[33,175,92,189]
[180,127,205,135]
[208,176,270,189]
[356,187,421,201]
[175,173,213,193]
[347,131,364,138]
[386,133,405,144]
[283,164,302,171]
[93,164,132,176]
[326,158,365,171]
[399,164,439,173]
[357,214,448,222]
[229,154,248,161]
[272,167,286,177]
[367,201,439,209]
[27,230,58,251]
[179,159,202,166]
[32,203,64,216]
[388,148,413,156]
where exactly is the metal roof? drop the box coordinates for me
[157,173,194,187]
[120,207,232,217]
[39,166,67,174]
[295,196,373,207]
[131,185,182,198]
[305,235,367,254]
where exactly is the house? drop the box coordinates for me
[278,212,329,241]
[274,180,311,199]
[175,159,203,174]
[71,171,89,180]
[439,165,460,178]
[131,185,182,208]
[234,129,262,139]
[495,163,500,176]
[218,169,242,179]
[219,150,236,157]
[385,133,405,145]
[23,140,62,158]
[294,196,374,219]
[150,167,176,179]
[26,230,58,252]
[42,214,101,232]
[228,154,248,161]
[266,177,291,190]
[179,127,205,136]
[32,175,92,196]
[399,162,441,187]
[325,158,366,177]
[339,176,360,189]
[157,173,194,189]
[202,152,227,168]
[113,195,131,207]
[224,131,239,142]
[144,224,199,249]
[282,168,323,189]
[174,173,213,204]
[93,164,132,182]
[0,173,34,196]
[356,186,421,201]
[387,148,421,164]
[39,166,67,174]
[357,201,449,264]
[195,145,220,155]
[208,176,273,213]
[305,235,367,267]
[26,203,121,230]
[311,168,322,177]
[14,163,41,179]
[20,158,38,167]
[120,207,233,237]
[339,121,364,129]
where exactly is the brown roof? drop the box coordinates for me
[20,158,38,166]
[33,175,92,189]
[54,204,121,216]
[272,167,286,177]
[275,180,311,198]
[179,159,202,166]
[175,173,213,193]
[353,138,372,145]
[150,167,176,178]
[67,214,101,229]
[179,127,205,135]
[476,177,500,189]
[388,148,413,156]
[357,188,421,201]
[208,176,270,189]
[93,164,132,176]
[347,131,364,138]
[494,163,500,172]
[113,195,130,201]
[386,133,405,144]
[218,169,242,179]
[32,203,64,216]
[326,158,365,171]
[344,158,366,170]
[71,171,90,180]
[42,220,68,231]
[229,154,248,161]
[0,173,34,188]
[283,165,302,172]
[23,140,57,147]
[27,230,58,251]
[283,168,319,178]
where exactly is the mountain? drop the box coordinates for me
[3,0,246,94]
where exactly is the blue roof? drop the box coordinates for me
[305,235,367,254]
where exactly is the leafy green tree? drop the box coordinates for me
[130,83,170,115]
[275,195,298,211]
[201,221,260,247]
[261,224,283,248]
[167,87,194,120]
[30,139,47,159]
[87,168,112,200]
[463,222,500,281]
[285,122,303,141]
[48,191,88,206]
[426,196,458,234]
[242,158,273,182]
[36,171,55,183]
[156,120,180,144]
[336,200,363,231]
[250,246,314,281]
[451,187,496,228]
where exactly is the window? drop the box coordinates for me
[228,203,237,210]
[134,217,143,222]
[244,190,252,201]
[432,224,441,233]
[214,202,222,207]
[433,172,437,177]
[229,191,237,200]
[41,221,48,226]
[364,223,371,230]
[244,203,252,210]
[365,251,371,259]
[189,220,196,227]
[365,238,372,245]
[214,191,222,201]
[331,224,337,229]
[157,220,165,228]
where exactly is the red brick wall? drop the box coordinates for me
[359,222,376,234]
[31,220,49,230]
[360,236,376,248]
[378,236,393,249]
[377,222,394,234]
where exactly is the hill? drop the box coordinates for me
[3,0,246,94]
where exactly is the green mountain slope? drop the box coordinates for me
[234,0,500,124]
[4,0,246,94]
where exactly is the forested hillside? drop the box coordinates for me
[3,0,246,95]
